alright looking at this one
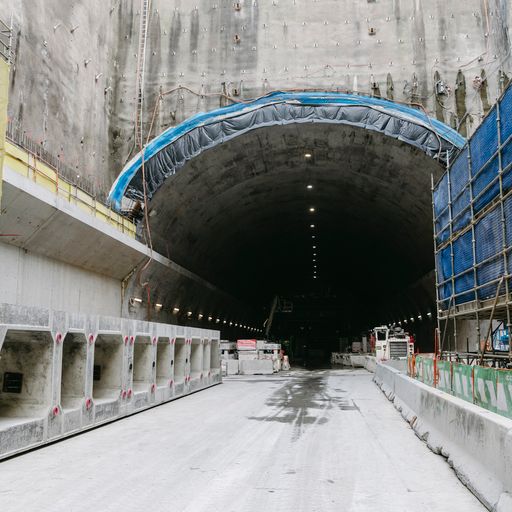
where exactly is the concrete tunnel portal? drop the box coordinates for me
[110,93,465,355]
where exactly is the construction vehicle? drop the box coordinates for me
[372,325,414,361]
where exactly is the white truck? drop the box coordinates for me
[372,325,414,361]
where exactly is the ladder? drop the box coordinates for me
[135,0,150,148]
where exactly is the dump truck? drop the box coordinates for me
[372,325,414,361]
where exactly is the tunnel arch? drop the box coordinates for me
[110,93,465,350]
[109,91,464,209]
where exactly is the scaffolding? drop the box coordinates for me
[0,16,13,65]
[433,83,512,363]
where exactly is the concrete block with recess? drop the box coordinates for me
[0,303,221,461]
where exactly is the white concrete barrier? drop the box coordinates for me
[374,363,512,511]
[364,355,377,372]
[240,359,273,375]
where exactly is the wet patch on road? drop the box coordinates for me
[247,372,360,440]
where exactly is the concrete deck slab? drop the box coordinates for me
[0,369,484,512]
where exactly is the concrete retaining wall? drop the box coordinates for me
[0,303,221,461]
[0,243,122,317]
[374,363,512,512]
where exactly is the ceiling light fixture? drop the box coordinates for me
[304,153,312,158]
[307,184,313,190]
[309,207,315,212]
[310,224,315,228]
[172,307,180,314]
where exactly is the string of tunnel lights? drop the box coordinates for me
[304,152,318,281]
[129,300,262,332]
[397,311,433,326]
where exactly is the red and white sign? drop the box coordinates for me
[237,339,257,350]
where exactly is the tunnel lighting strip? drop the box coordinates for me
[108,91,465,210]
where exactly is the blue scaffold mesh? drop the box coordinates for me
[451,148,471,233]
[435,82,512,309]
[453,230,474,304]
[475,206,504,299]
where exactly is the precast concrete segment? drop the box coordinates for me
[0,370,485,512]
[0,303,221,460]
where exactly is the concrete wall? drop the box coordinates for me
[440,318,498,353]
[0,302,222,460]
[374,362,512,511]
[1,0,512,189]
[0,242,121,316]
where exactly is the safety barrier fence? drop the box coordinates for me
[410,355,512,419]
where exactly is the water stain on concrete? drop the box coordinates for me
[247,374,360,440]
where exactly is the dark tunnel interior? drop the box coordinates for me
[143,123,443,357]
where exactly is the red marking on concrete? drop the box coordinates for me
[122,390,127,399]
[169,379,173,387]
[151,383,156,393]
[124,336,129,345]
[130,336,135,345]
[85,398,93,410]
[152,337,157,345]
[52,406,60,417]
[127,389,132,398]
[55,332,62,344]
[88,334,94,345]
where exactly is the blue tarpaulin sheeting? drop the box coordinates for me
[108,91,465,210]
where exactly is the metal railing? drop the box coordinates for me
[4,121,136,236]
[6,120,112,205]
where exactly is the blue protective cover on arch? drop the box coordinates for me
[109,91,465,210]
